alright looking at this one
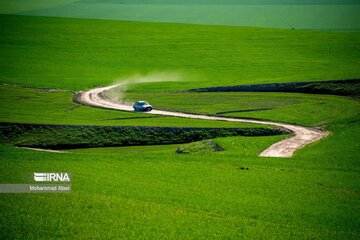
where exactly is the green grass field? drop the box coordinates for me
[4,0,360,30]
[121,91,360,126]
[0,0,76,14]
[0,85,263,128]
[0,9,360,240]
[1,14,360,91]
[1,117,359,238]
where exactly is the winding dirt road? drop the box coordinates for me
[75,84,328,158]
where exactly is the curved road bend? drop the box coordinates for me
[75,84,328,158]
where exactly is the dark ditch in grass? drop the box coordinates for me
[188,79,360,97]
[0,122,289,150]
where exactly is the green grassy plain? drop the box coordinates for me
[1,116,359,238]
[1,14,360,91]
[0,13,359,239]
[0,85,265,128]
[122,91,360,126]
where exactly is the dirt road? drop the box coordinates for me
[75,84,328,158]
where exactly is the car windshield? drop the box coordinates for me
[138,102,148,105]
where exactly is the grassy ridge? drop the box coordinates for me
[0,122,285,149]
[189,79,360,96]
[1,14,360,91]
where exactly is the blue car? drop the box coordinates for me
[133,101,153,112]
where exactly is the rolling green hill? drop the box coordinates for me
[1,14,359,91]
